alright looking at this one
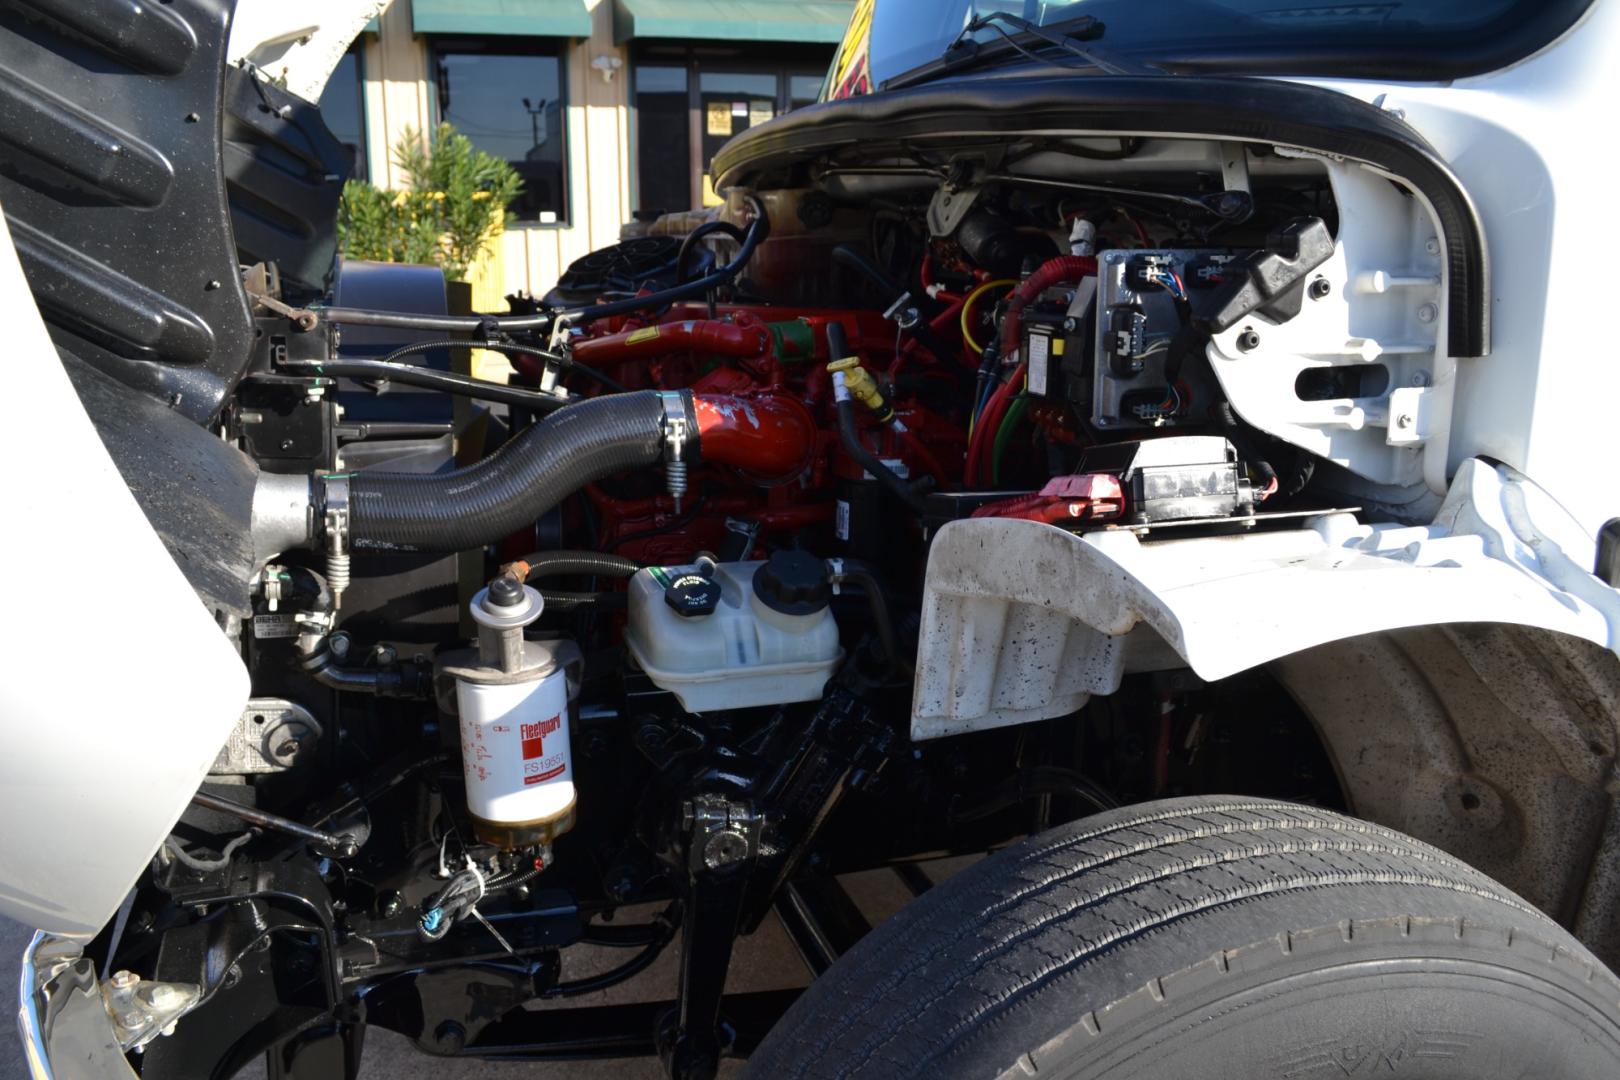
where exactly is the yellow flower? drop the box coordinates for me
[391,190,409,208]
[430,191,447,201]
[471,190,491,201]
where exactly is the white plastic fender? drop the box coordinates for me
[912,458,1619,740]
[0,213,249,936]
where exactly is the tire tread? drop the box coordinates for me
[744,797,1611,1080]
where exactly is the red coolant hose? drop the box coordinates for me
[692,392,817,481]
[571,319,773,366]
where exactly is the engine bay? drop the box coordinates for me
[99,129,1452,1076]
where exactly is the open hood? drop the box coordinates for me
[228,0,388,103]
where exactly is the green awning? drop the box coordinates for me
[613,0,855,45]
[412,0,593,38]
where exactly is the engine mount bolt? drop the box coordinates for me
[109,971,139,991]
[1308,278,1331,300]
[1237,330,1261,352]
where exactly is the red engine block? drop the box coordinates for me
[508,301,968,564]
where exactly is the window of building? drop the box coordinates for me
[633,64,689,218]
[431,39,569,225]
[318,46,367,181]
[631,44,836,215]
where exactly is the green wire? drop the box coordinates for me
[991,396,1031,485]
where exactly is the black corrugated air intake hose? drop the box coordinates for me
[336,390,694,552]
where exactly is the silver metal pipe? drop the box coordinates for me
[190,791,357,857]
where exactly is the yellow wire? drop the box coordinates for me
[959,278,1018,358]
[960,278,1018,438]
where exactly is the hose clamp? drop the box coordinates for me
[322,475,351,611]
[657,392,691,514]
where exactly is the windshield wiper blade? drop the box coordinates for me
[883,13,1159,92]
[962,12,1156,77]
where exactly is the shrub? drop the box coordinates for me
[337,123,523,281]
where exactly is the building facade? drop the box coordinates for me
[319,0,851,299]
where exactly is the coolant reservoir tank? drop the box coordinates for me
[625,552,842,712]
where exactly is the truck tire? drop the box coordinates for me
[746,796,1620,1079]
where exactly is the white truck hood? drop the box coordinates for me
[228,0,390,103]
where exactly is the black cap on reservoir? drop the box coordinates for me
[664,572,723,618]
[751,549,830,616]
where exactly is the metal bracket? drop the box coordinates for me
[683,795,761,874]
[103,970,203,1050]
[210,699,323,775]
[926,182,981,237]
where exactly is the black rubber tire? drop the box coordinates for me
[745,796,1620,1079]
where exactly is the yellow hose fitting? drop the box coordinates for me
[827,356,894,422]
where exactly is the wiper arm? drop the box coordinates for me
[959,12,1155,77]
[883,12,1158,91]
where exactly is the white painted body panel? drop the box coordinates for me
[913,458,1618,739]
[1292,1,1618,534]
[227,0,389,103]
[0,213,249,936]
[911,5,1620,736]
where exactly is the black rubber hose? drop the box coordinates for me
[539,590,628,612]
[575,204,769,323]
[517,551,641,580]
[313,201,769,333]
[831,244,905,297]
[278,358,570,413]
[830,245,956,362]
[828,566,905,674]
[1214,401,1278,498]
[342,390,689,552]
[371,339,630,392]
[543,904,681,998]
[676,221,748,284]
[827,324,929,516]
[836,400,928,516]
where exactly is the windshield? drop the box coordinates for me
[833,0,1592,95]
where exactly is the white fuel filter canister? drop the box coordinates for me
[441,576,581,849]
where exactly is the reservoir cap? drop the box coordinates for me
[752,550,830,616]
[664,572,722,618]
